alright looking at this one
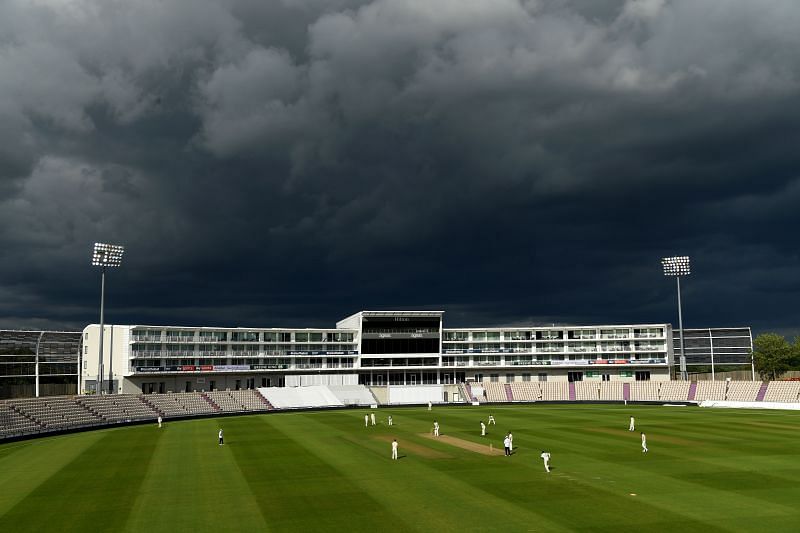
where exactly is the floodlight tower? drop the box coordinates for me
[662,256,690,381]
[91,243,124,394]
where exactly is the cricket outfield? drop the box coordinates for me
[1,404,799,532]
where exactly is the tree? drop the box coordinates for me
[793,337,800,369]
[752,333,793,381]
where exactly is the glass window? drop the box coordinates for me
[472,332,486,341]
[295,332,308,342]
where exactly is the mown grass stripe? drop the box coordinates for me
[281,411,573,532]
[2,426,159,532]
[0,431,106,517]
[227,413,412,532]
[123,418,270,533]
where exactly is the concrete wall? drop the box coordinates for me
[81,325,131,394]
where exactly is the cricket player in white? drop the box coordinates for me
[388,415,393,426]
[157,415,162,428]
[503,435,511,456]
[218,429,224,445]
[428,400,432,411]
[392,439,398,460]
[629,416,635,431]
[508,432,513,453]
[641,432,648,453]
[365,414,369,427]
[371,412,376,426]
[433,420,440,437]
[480,421,486,436]
[540,451,551,472]
[488,415,496,425]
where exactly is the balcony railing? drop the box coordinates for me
[131,336,162,342]
[364,327,439,334]
[131,350,163,358]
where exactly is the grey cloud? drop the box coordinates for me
[0,0,798,338]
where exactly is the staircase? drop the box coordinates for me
[254,390,273,409]
[688,382,698,401]
[504,383,514,402]
[73,398,105,421]
[9,404,45,428]
[201,392,221,412]
[622,383,630,401]
[456,383,471,403]
[755,382,769,402]
[138,395,163,417]
[568,382,576,401]
[464,382,476,402]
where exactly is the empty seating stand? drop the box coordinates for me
[659,382,690,402]
[483,382,508,402]
[629,382,660,401]
[693,381,727,402]
[725,381,762,402]
[509,382,541,401]
[0,403,42,438]
[205,389,271,412]
[145,392,218,417]
[540,382,569,401]
[574,382,599,401]
[5,380,799,442]
[599,382,623,401]
[763,381,800,403]
[8,396,104,431]
[76,395,157,423]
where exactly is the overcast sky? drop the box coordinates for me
[1,0,799,335]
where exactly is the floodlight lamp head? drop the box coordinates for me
[661,255,691,276]
[91,242,125,267]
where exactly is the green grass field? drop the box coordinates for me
[2,404,800,532]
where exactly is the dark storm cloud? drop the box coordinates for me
[1,0,799,336]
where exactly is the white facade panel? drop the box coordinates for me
[388,385,443,404]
